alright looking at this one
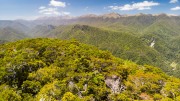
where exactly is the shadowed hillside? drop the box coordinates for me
[0,13,180,77]
[0,27,28,41]
[44,24,174,76]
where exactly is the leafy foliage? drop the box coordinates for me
[47,25,164,69]
[0,38,179,100]
[1,14,180,78]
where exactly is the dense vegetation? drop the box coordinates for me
[46,24,165,68]
[140,21,180,77]
[0,13,180,78]
[43,24,180,78]
[0,38,179,101]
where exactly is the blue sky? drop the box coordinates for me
[0,0,180,20]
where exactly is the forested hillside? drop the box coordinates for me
[140,21,180,77]
[46,24,165,67]
[0,13,180,78]
[0,38,179,101]
[0,20,29,33]
[43,24,180,77]
[28,25,55,37]
[0,27,27,41]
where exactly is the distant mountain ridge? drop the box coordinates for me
[0,27,27,41]
[0,20,29,33]
[0,12,180,77]
[35,13,180,20]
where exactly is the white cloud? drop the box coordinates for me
[108,1,160,11]
[38,0,70,16]
[39,7,70,15]
[39,7,60,15]
[49,0,66,7]
[171,6,180,10]
[170,0,178,3]
[39,6,46,10]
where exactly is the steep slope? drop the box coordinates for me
[0,20,29,33]
[28,25,55,37]
[140,20,180,77]
[0,27,28,41]
[170,36,180,77]
[0,13,180,78]
[47,14,180,77]
[46,25,165,69]
[0,38,179,101]
[15,20,37,28]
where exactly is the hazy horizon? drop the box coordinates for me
[0,0,180,20]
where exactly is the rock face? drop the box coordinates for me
[105,75,125,94]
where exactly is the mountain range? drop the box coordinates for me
[0,13,180,77]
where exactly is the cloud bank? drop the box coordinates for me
[49,0,66,7]
[39,0,70,16]
[171,6,180,10]
[108,1,160,11]
[170,0,178,3]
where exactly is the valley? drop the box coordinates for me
[1,0,180,100]
[1,13,179,77]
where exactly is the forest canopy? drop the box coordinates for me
[0,38,179,101]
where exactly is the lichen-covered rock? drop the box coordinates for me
[105,75,125,94]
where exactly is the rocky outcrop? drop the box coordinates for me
[105,75,125,94]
